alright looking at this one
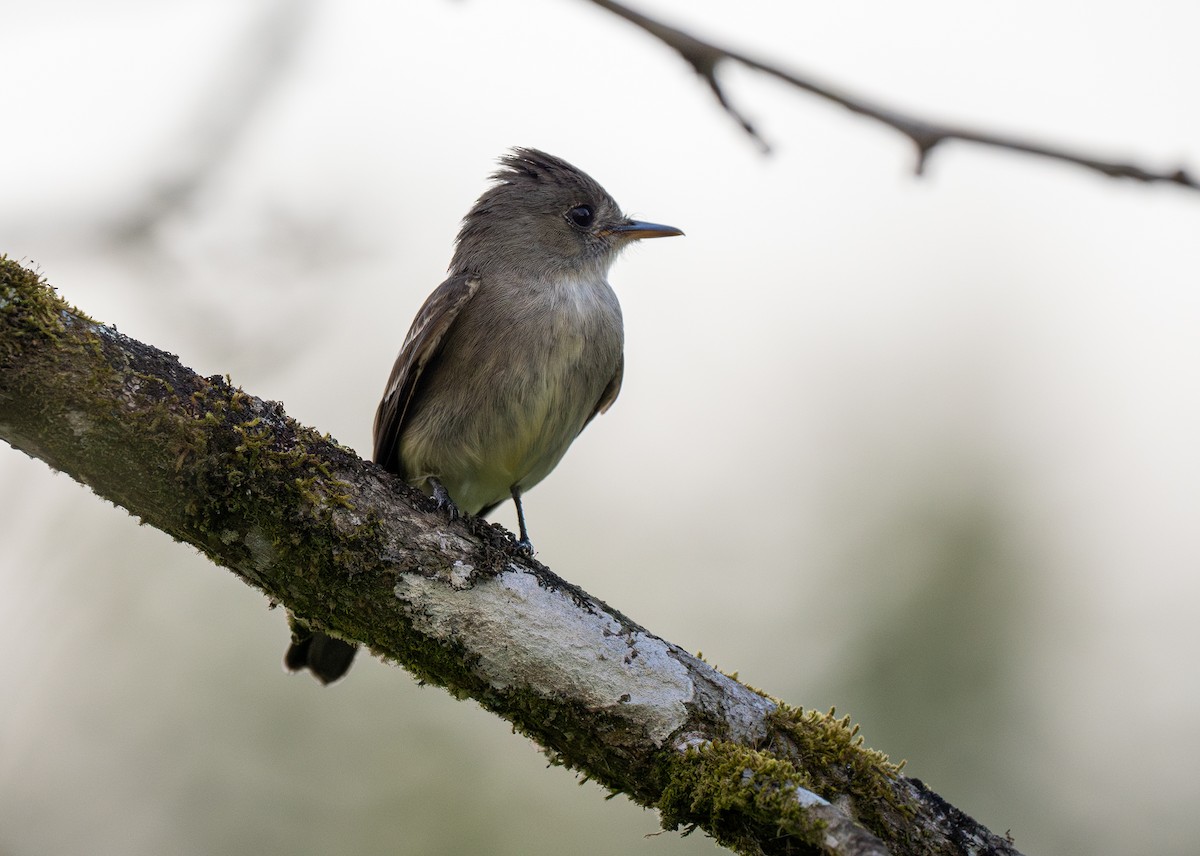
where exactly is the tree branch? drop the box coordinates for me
[586,0,1199,191]
[0,256,1022,856]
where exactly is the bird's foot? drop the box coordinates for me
[509,485,535,555]
[430,478,462,521]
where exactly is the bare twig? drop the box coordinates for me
[587,0,1199,190]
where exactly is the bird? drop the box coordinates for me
[285,147,683,684]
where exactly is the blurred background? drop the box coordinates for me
[3,1,1199,854]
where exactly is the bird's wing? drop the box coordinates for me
[581,353,623,432]
[372,273,482,471]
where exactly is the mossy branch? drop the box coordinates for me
[0,256,1023,856]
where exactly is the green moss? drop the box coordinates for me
[658,740,830,854]
[0,256,96,359]
[768,703,900,782]
[185,382,349,527]
[656,703,909,853]
[169,375,462,677]
[768,703,910,835]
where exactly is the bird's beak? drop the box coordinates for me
[608,220,684,240]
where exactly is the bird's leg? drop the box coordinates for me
[429,477,461,520]
[510,486,534,554]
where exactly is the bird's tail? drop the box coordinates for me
[284,622,358,685]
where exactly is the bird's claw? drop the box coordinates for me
[430,479,462,521]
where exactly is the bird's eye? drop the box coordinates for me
[566,205,594,228]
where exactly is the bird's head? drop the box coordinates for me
[451,147,682,281]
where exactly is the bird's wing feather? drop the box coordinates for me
[581,353,623,432]
[372,274,482,471]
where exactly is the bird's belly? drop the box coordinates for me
[399,338,615,514]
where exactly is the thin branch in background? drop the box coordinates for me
[108,0,316,245]
[587,0,1200,191]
